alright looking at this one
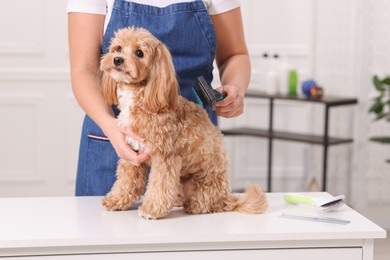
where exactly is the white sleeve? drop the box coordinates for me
[67,0,107,15]
[208,0,242,15]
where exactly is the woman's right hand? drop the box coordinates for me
[103,118,149,166]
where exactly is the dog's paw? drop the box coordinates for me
[138,210,156,220]
[102,194,135,211]
[138,202,169,220]
[173,197,184,207]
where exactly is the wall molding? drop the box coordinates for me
[0,92,46,100]
[0,68,70,82]
[0,171,44,183]
[0,42,44,55]
[0,0,45,55]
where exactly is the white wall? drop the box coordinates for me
[361,0,390,228]
[0,0,388,229]
[0,0,82,197]
[222,0,316,192]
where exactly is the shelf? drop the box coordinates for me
[245,90,358,106]
[224,91,358,191]
[222,127,353,146]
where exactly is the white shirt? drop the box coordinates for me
[68,0,241,32]
[67,0,241,15]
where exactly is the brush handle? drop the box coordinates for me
[283,194,315,206]
[214,90,224,101]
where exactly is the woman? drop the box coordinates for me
[67,0,251,196]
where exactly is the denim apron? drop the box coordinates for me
[75,0,217,196]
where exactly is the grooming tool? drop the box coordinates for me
[192,76,224,111]
[283,193,345,212]
[279,213,350,225]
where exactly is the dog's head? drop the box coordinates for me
[100,27,178,112]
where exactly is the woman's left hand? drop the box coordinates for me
[215,84,245,118]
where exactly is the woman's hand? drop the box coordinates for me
[104,118,149,166]
[215,84,244,118]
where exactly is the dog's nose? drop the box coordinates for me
[113,57,124,66]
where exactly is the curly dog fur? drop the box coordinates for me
[100,27,268,219]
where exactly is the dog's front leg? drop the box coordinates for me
[139,156,182,219]
[102,159,148,211]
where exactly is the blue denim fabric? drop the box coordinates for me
[75,0,217,196]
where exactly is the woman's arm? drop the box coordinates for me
[68,13,149,165]
[68,13,112,129]
[211,7,251,118]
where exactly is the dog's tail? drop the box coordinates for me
[223,184,268,214]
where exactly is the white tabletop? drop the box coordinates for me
[0,193,386,251]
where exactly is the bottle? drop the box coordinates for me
[278,57,290,96]
[266,54,280,95]
[259,53,270,93]
[288,70,298,96]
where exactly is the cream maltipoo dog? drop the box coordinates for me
[100,27,268,219]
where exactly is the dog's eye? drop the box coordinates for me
[116,46,122,52]
[135,49,144,58]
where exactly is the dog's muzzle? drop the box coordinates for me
[113,56,124,66]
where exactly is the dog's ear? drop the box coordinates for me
[143,43,179,113]
[100,71,118,105]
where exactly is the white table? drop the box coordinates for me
[0,193,386,259]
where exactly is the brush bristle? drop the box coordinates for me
[321,198,343,207]
[320,201,344,211]
[192,88,204,108]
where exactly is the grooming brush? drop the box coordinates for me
[283,193,345,211]
[192,76,224,111]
